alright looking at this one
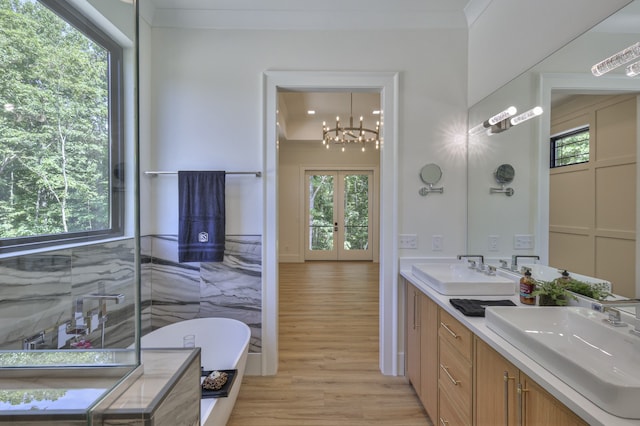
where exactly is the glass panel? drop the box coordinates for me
[308,174,334,251]
[343,174,369,251]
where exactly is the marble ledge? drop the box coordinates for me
[97,348,200,413]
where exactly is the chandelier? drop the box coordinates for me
[322,93,380,152]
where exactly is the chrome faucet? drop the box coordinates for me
[593,299,640,335]
[511,255,539,271]
[71,291,125,348]
[457,254,484,270]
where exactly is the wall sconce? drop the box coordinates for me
[592,41,640,76]
[487,106,544,135]
[468,106,517,135]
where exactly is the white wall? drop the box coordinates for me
[142,27,468,374]
[145,28,468,257]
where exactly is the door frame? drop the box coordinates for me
[263,70,399,376]
[301,167,378,262]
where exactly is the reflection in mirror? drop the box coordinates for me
[489,164,515,196]
[467,0,640,297]
[419,163,444,196]
[494,164,515,184]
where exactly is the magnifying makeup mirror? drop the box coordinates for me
[419,163,444,196]
[491,164,515,196]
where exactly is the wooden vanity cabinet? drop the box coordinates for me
[438,308,473,425]
[474,337,587,426]
[405,283,438,421]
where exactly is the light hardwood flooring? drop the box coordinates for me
[227,261,431,425]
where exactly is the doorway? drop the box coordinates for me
[304,169,375,261]
[263,71,399,376]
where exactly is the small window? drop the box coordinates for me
[0,0,124,252]
[550,127,590,168]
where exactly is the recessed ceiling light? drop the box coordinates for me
[372,110,381,115]
[307,110,316,115]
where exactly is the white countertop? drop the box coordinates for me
[400,265,640,426]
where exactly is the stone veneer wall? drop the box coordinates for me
[140,235,262,353]
[0,239,136,350]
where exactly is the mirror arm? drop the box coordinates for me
[419,183,444,196]
[490,184,515,196]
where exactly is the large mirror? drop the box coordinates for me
[468,1,640,297]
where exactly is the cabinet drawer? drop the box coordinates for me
[439,308,472,361]
[439,388,471,426]
[439,337,472,421]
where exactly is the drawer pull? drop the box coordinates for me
[440,322,459,339]
[439,418,449,426]
[440,363,460,386]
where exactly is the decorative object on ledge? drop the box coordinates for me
[418,163,444,196]
[490,163,515,196]
[144,170,261,177]
[322,93,380,152]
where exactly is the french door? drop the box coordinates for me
[304,170,373,261]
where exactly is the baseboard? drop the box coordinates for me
[244,353,263,376]
[278,254,302,263]
[397,351,405,377]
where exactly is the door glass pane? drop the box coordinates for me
[308,174,334,250]
[343,174,369,250]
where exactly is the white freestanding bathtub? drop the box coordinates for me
[140,317,251,426]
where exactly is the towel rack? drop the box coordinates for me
[144,171,261,177]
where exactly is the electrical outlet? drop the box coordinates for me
[488,235,499,251]
[399,234,418,249]
[514,234,534,249]
[432,235,443,251]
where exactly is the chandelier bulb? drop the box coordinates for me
[361,147,365,152]
[341,146,345,152]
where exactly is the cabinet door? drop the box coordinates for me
[475,337,518,426]
[520,374,587,426]
[406,284,421,394]
[420,294,438,420]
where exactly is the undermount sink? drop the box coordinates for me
[486,306,640,419]
[411,263,515,295]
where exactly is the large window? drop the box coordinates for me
[0,0,124,251]
[550,127,590,168]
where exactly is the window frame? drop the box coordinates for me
[549,126,590,169]
[0,0,125,253]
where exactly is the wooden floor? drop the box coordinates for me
[227,261,431,425]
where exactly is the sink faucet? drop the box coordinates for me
[457,254,484,265]
[511,255,539,271]
[594,299,640,336]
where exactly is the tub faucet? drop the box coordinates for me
[73,293,124,332]
[593,299,640,336]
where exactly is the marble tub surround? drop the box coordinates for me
[0,240,136,351]
[92,349,200,426]
[141,235,262,352]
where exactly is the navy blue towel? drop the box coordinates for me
[178,171,226,263]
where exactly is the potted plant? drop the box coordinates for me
[532,280,577,306]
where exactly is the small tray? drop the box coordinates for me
[201,369,237,398]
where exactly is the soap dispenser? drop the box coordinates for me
[519,269,536,305]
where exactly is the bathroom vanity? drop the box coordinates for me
[402,263,640,426]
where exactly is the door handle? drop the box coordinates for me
[334,222,338,232]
